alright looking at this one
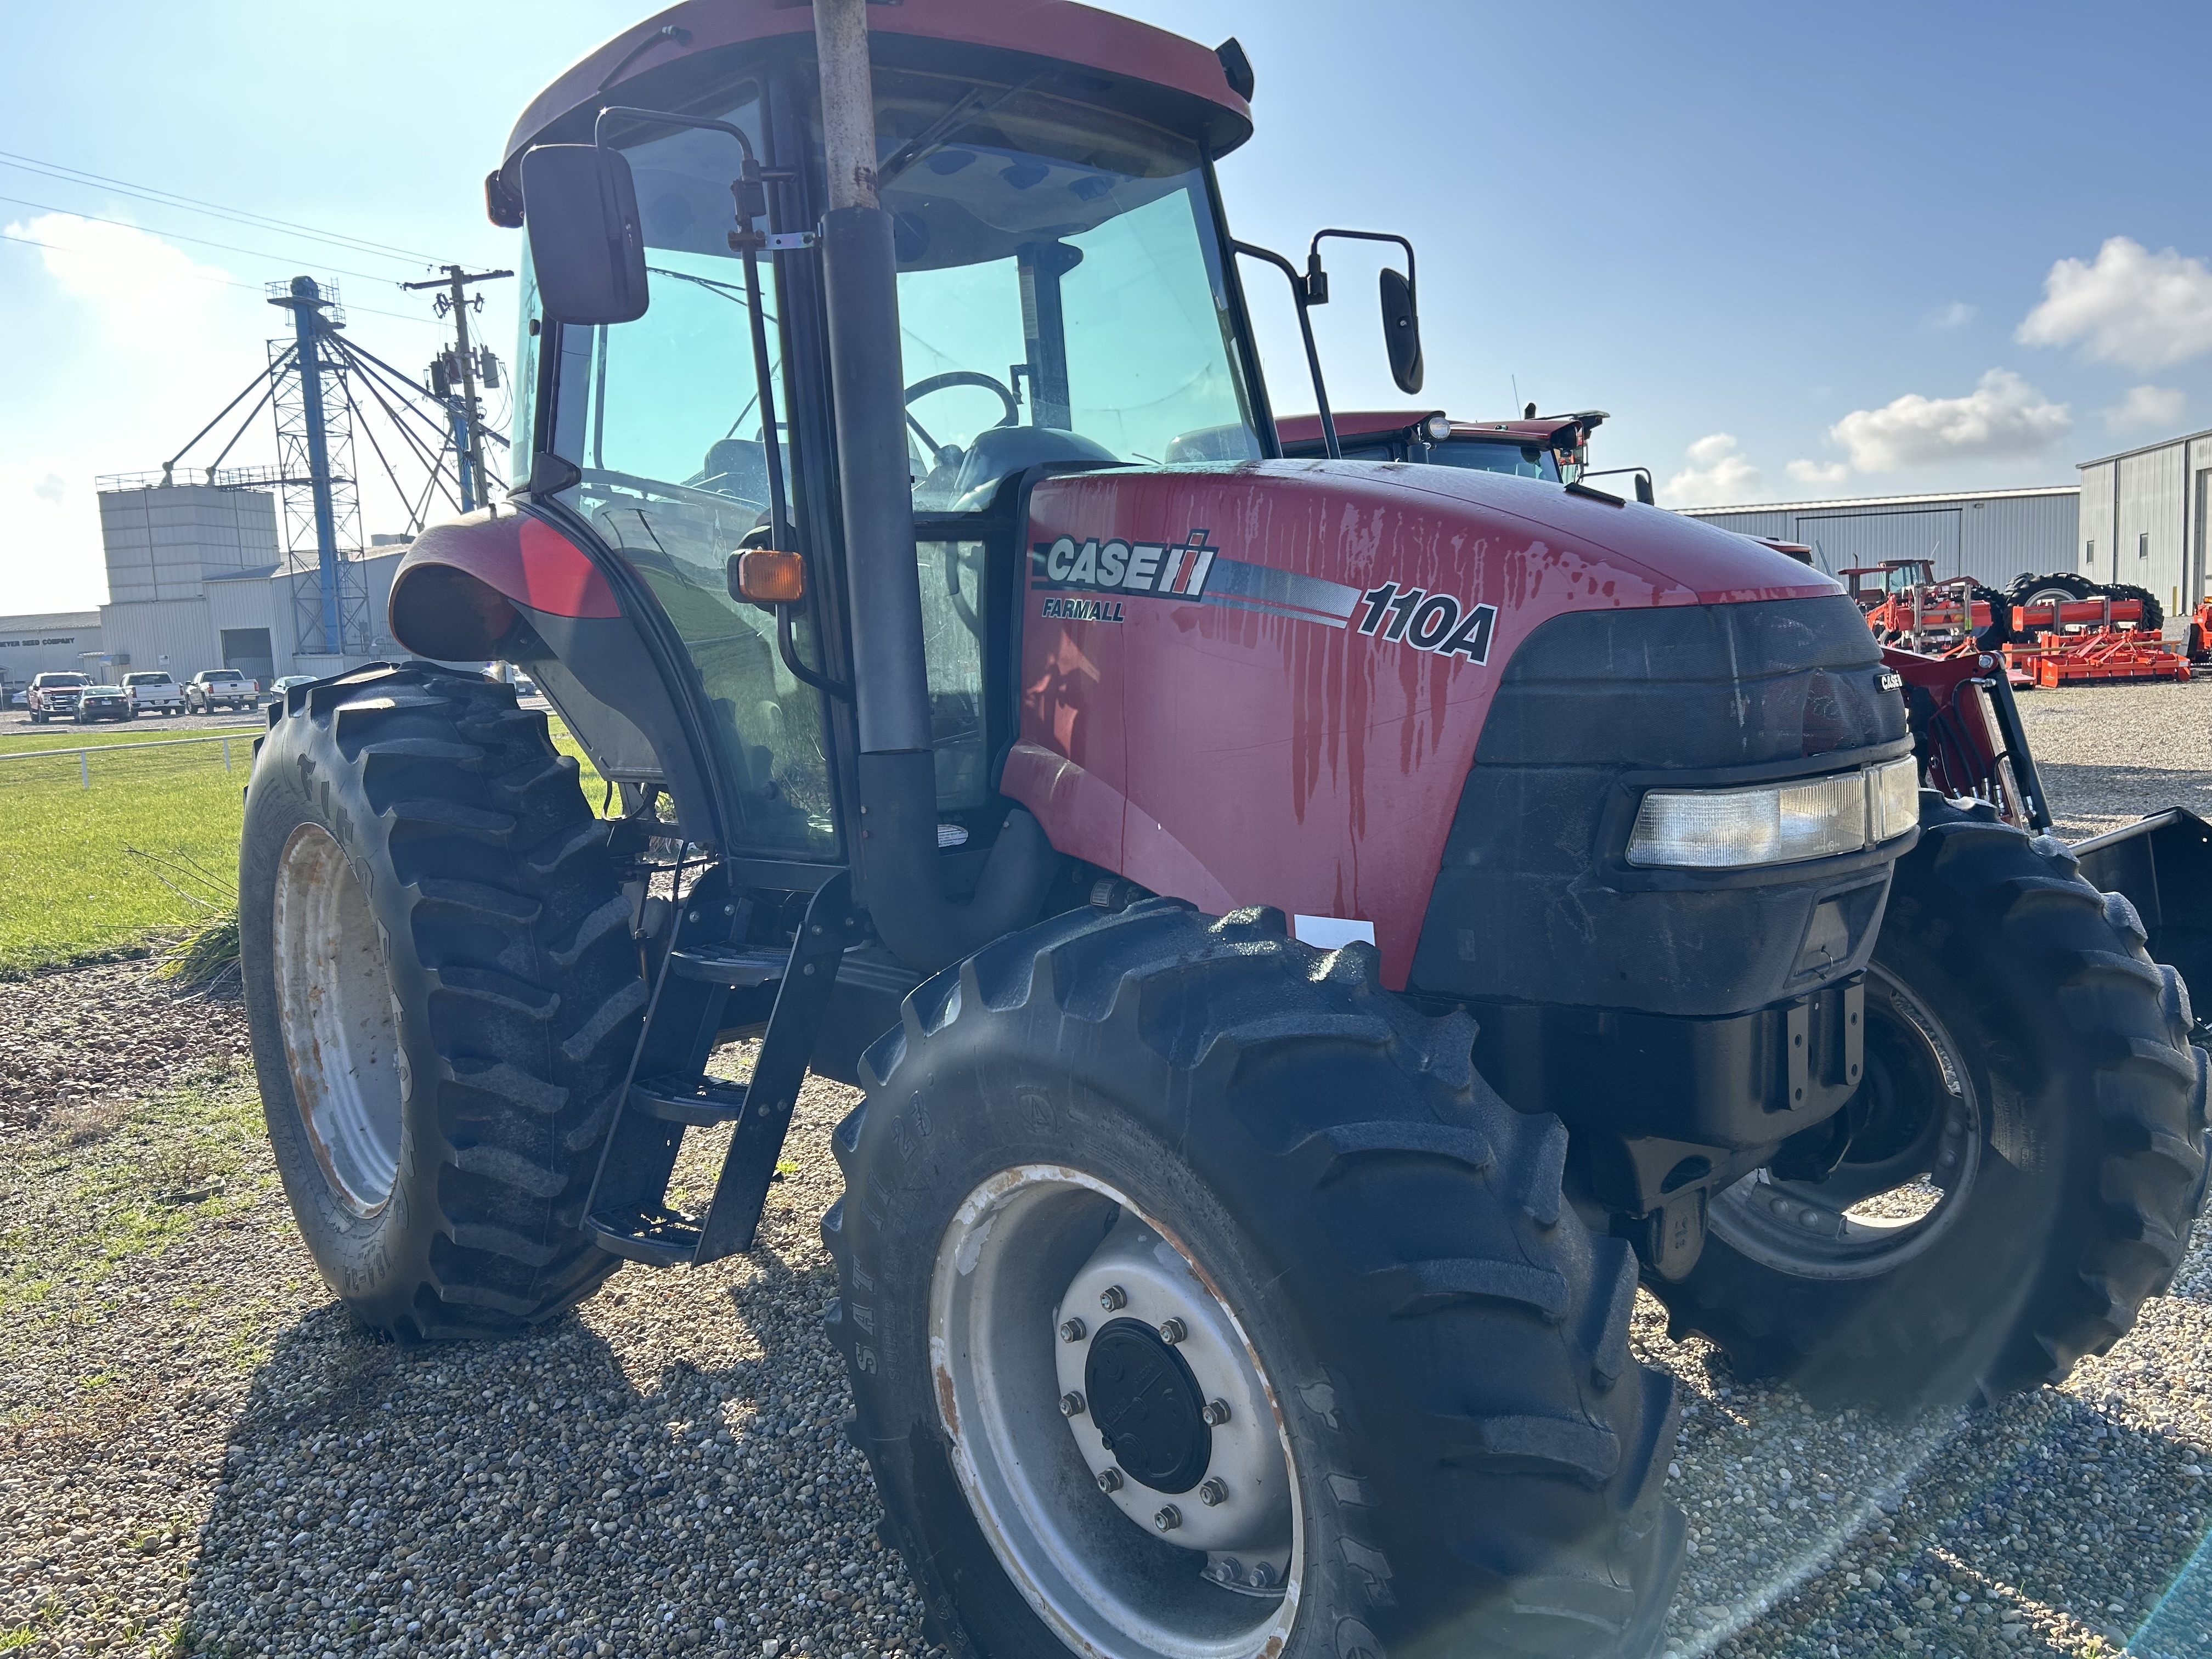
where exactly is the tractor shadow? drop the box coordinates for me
[176,1249,918,1658]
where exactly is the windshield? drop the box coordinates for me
[123,674,167,685]
[875,71,1261,508]
[1431,437,1559,482]
[42,674,86,687]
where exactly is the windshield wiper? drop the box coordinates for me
[877,75,1043,189]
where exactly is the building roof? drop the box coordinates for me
[0,611,102,631]
[2076,427,2212,469]
[1681,484,2079,517]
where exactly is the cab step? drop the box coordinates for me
[586,1205,705,1267]
[582,870,854,1269]
[669,944,789,988]
[628,1073,750,1127]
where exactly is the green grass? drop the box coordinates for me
[0,1064,268,1322]
[0,721,258,754]
[0,709,605,979]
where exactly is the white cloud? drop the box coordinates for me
[4,212,238,348]
[2016,236,2212,369]
[1660,433,1760,507]
[1925,301,1977,330]
[2102,384,2187,432]
[1787,459,1852,488]
[1826,369,2069,473]
[32,472,66,505]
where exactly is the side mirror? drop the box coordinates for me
[1379,266,1423,394]
[520,144,649,325]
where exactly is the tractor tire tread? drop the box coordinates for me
[830,899,1682,1659]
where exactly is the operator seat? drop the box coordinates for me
[916,425,1120,511]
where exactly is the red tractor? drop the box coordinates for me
[235,5,2207,1657]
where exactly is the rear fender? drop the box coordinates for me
[388,508,714,830]
[2072,808,2212,1014]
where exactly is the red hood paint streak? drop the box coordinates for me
[1006,460,1838,989]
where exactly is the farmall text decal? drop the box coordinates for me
[1032,528,1497,664]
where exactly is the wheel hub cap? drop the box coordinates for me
[930,1166,1301,1658]
[1087,1319,1211,1491]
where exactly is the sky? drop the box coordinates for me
[4,0,2211,613]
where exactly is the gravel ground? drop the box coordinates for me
[3,678,2211,1659]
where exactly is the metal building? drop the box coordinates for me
[2075,430,2212,619]
[0,612,105,694]
[88,472,408,688]
[1681,486,2080,589]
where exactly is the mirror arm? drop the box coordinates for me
[1234,241,1338,460]
[593,105,793,549]
[1309,227,1417,312]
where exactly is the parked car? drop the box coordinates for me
[74,685,132,724]
[121,670,185,716]
[26,671,89,724]
[184,668,257,713]
[262,674,318,705]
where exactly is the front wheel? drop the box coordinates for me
[239,663,644,1339]
[1652,799,2208,1406]
[828,901,1682,1659]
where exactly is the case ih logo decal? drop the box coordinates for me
[1032,528,1497,664]
[1037,529,1220,599]
[1035,528,1504,668]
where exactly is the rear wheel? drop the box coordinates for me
[828,900,1683,1659]
[239,663,644,1339]
[1652,799,2208,1406]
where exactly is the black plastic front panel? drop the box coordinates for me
[1410,595,1910,1019]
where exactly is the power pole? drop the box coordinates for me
[404,264,511,512]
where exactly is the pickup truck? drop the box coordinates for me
[121,670,185,716]
[26,671,89,724]
[184,668,258,713]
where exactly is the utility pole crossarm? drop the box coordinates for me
[403,264,513,512]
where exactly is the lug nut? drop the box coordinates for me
[1250,1561,1277,1589]
[1154,1505,1182,1532]
[1096,1468,1123,1494]
[1200,1398,1231,1426]
[1212,1557,1245,1584]
[1099,1285,1127,1311]
[1059,1392,1086,1418]
[1059,1317,1087,1342]
[1198,1477,1229,1506]
[1158,1317,1187,1345]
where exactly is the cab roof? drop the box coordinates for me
[1276,409,1608,449]
[504,0,1253,174]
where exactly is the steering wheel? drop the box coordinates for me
[903,370,1020,458]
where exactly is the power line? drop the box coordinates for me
[0,228,445,328]
[0,193,430,290]
[0,149,443,265]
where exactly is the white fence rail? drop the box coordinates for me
[0,731,254,788]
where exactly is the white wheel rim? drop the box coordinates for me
[929,1165,1302,1659]
[272,821,403,1216]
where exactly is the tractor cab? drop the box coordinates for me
[1842,558,1938,607]
[1278,407,1605,482]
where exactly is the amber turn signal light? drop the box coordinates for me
[730,549,805,603]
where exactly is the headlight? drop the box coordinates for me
[1628,756,1920,870]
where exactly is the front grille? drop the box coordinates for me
[1409,595,1909,1018]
